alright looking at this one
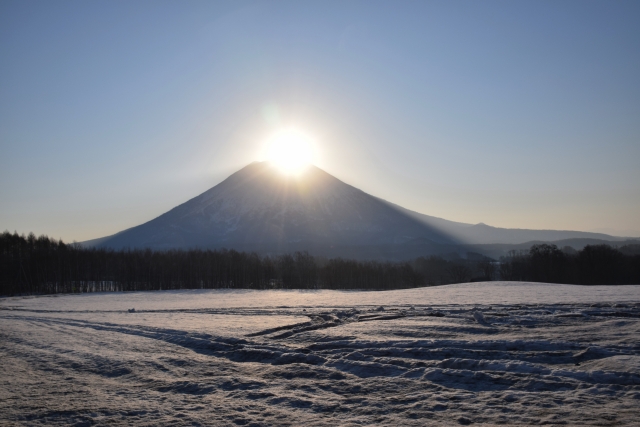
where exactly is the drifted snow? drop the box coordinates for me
[1,282,639,426]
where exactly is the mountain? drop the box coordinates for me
[469,238,640,259]
[87,161,628,260]
[89,162,461,258]
[399,210,626,245]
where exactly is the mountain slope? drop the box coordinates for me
[93,162,459,255]
[90,161,626,258]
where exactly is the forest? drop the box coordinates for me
[1,231,639,296]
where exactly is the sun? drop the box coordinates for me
[264,129,314,174]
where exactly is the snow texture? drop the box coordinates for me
[1,281,639,426]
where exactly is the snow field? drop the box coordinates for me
[1,282,639,426]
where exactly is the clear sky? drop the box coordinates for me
[1,0,639,242]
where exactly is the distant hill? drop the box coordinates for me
[395,206,628,245]
[470,238,640,259]
[85,161,630,260]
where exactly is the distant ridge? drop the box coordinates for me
[85,161,629,260]
[397,209,626,245]
[470,238,640,259]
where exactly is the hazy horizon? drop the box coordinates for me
[1,0,639,241]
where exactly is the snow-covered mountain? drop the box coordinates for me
[87,161,627,258]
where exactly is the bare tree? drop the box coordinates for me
[447,263,471,284]
[477,260,496,281]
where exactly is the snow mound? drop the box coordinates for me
[579,355,640,373]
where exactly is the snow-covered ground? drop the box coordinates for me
[1,282,639,426]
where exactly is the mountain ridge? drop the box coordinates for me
[85,161,629,259]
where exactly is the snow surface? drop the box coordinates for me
[1,282,639,426]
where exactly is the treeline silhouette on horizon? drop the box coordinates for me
[498,243,640,286]
[1,231,639,296]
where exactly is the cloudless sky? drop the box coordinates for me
[1,0,639,241]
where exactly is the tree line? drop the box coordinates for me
[0,231,422,295]
[498,243,640,285]
[1,231,638,296]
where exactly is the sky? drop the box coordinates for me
[1,0,639,242]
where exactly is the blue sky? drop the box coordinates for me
[1,0,639,241]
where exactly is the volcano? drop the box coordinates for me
[88,162,628,259]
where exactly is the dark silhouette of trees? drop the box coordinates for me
[498,250,528,281]
[319,258,420,290]
[446,263,471,284]
[412,254,495,285]
[2,231,638,296]
[529,244,568,283]
[412,256,451,286]
[477,259,496,281]
[498,243,640,285]
[0,232,421,295]
[577,244,623,285]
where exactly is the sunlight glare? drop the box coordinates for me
[265,129,314,174]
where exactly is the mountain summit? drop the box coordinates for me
[89,162,627,259]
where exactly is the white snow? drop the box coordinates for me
[1,281,639,426]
